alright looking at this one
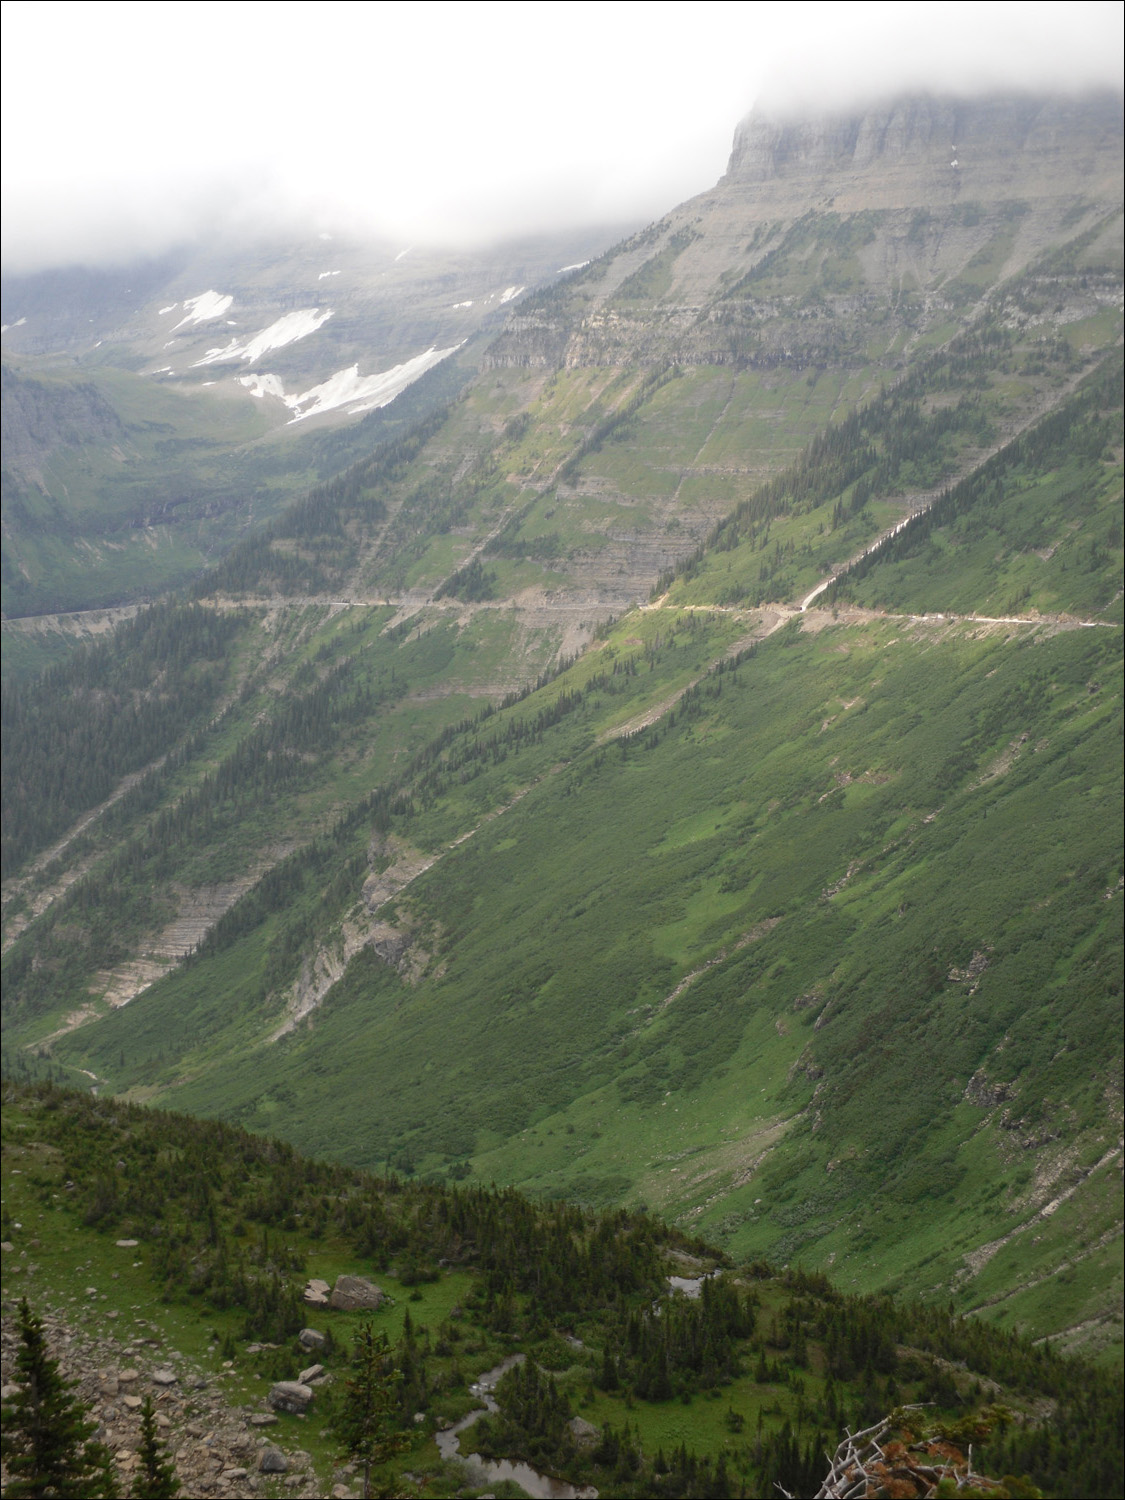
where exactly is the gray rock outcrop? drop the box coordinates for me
[568,1415,600,1449]
[328,1275,384,1311]
[268,1380,314,1414]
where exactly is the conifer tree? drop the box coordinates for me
[131,1395,179,1498]
[0,1299,119,1498]
[335,1323,409,1499]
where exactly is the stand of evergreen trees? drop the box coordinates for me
[3,1085,1120,1499]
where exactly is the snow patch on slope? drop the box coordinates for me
[240,373,287,401]
[172,291,233,329]
[191,308,334,367]
[236,343,461,423]
[288,345,462,422]
[498,285,525,304]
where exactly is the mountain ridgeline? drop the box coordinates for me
[2,86,1122,1395]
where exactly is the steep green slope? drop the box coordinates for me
[47,607,1118,1343]
[2,93,1122,1362]
[826,362,1124,621]
[6,359,1118,1354]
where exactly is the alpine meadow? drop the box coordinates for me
[2,86,1123,1500]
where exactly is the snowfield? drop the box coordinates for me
[191,308,333,367]
[172,291,233,330]
[236,344,461,423]
[498,285,525,304]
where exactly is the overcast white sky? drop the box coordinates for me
[2,0,1121,272]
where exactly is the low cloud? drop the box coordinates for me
[2,1,1120,274]
[754,1,1124,116]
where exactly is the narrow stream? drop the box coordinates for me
[435,1355,597,1500]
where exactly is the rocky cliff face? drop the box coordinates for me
[722,91,1124,205]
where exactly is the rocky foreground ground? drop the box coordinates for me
[0,1299,359,1499]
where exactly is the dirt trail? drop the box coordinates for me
[602,593,1108,750]
[634,917,783,1033]
[964,1221,1124,1316]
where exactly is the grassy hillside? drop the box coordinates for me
[3,1083,1121,1499]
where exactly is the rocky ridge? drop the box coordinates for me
[484,90,1123,372]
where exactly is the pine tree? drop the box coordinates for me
[335,1323,409,1499]
[0,1299,119,1498]
[131,1395,179,1498]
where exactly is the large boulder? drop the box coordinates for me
[328,1275,384,1311]
[268,1380,314,1414]
[259,1447,289,1474]
[303,1278,330,1307]
[568,1416,600,1449]
[298,1328,326,1351]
